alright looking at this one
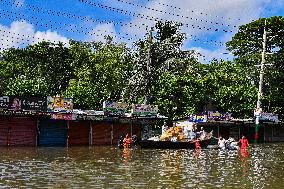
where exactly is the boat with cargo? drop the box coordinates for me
[139,122,213,149]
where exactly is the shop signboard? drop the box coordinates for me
[21,97,47,111]
[0,96,10,109]
[0,96,46,111]
[207,111,232,121]
[103,101,128,116]
[132,104,158,117]
[47,96,73,113]
[188,114,207,123]
[51,113,75,120]
[259,112,279,123]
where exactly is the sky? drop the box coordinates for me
[0,0,284,62]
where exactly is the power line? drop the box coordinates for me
[0,9,135,41]
[0,27,131,51]
[0,0,228,52]
[0,4,226,48]
[143,0,241,22]
[116,0,237,28]
[77,0,233,33]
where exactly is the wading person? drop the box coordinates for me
[123,134,132,148]
[239,135,249,150]
[195,139,201,150]
[218,136,226,150]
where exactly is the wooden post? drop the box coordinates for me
[36,119,39,147]
[111,123,113,146]
[263,125,266,143]
[67,120,69,148]
[89,121,92,146]
[238,124,241,140]
[130,119,133,137]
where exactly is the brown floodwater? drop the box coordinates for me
[0,143,284,188]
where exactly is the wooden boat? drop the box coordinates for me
[139,138,211,149]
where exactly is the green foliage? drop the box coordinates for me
[226,16,284,116]
[64,38,134,110]
[0,41,72,96]
[204,61,257,117]
[1,18,283,120]
[128,21,200,120]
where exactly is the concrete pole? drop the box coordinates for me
[255,19,267,143]
[144,27,153,104]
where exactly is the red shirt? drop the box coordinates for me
[195,140,201,149]
[239,138,249,149]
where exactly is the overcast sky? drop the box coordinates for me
[0,0,284,62]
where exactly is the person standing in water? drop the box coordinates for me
[218,136,226,150]
[195,139,201,150]
[123,134,132,148]
[239,135,249,150]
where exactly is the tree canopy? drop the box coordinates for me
[0,17,283,120]
[226,16,284,116]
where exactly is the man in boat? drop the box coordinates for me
[123,134,132,148]
[162,122,169,135]
[199,127,207,140]
[218,136,226,150]
[225,137,239,150]
[239,135,249,150]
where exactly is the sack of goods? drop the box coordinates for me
[160,126,186,142]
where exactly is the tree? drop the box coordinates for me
[204,60,257,117]
[0,41,72,96]
[64,37,134,110]
[128,21,199,122]
[226,16,284,116]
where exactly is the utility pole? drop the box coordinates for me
[144,27,153,105]
[255,19,267,143]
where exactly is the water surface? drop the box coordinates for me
[0,143,284,188]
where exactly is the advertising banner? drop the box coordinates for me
[188,114,207,123]
[207,111,232,121]
[51,113,75,120]
[0,96,46,111]
[103,101,128,116]
[21,97,47,111]
[259,112,279,123]
[131,104,158,117]
[0,96,10,109]
[47,96,73,113]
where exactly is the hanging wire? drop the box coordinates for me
[76,0,233,33]
[143,0,241,22]
[0,1,226,48]
[115,0,237,28]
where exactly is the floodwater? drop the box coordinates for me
[0,144,284,189]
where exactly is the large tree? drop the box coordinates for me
[0,41,72,96]
[128,21,200,121]
[226,16,284,116]
[64,37,134,109]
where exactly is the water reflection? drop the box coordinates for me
[0,144,284,188]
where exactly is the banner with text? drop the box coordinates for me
[259,112,279,123]
[207,111,232,121]
[103,101,128,116]
[131,104,158,117]
[188,114,207,123]
[0,96,46,111]
[47,96,73,113]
